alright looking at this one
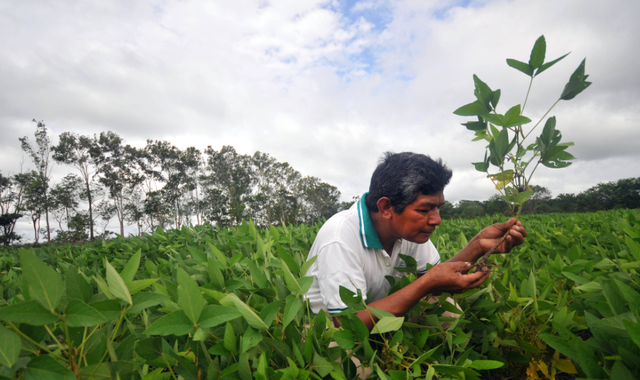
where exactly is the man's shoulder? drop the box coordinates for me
[313,206,361,248]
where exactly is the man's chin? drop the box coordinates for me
[411,234,432,244]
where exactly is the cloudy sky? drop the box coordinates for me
[1,0,639,220]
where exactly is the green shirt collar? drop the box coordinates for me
[357,192,384,250]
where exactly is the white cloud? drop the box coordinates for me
[1,0,639,241]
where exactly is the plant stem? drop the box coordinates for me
[44,325,65,351]
[524,98,561,141]
[7,322,61,358]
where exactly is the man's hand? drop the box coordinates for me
[423,261,489,294]
[475,218,527,254]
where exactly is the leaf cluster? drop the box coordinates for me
[454,36,591,216]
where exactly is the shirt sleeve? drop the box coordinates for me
[314,242,368,315]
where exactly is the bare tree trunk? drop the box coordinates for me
[86,182,94,241]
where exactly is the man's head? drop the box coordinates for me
[365,152,452,214]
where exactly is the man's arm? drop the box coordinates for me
[335,261,489,330]
[447,218,527,264]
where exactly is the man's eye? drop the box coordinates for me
[417,208,431,213]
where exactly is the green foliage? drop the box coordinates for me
[455,35,591,216]
[0,209,638,378]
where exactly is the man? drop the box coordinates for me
[305,152,527,330]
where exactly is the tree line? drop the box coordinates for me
[440,180,640,219]
[0,121,351,246]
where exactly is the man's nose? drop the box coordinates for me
[428,208,441,225]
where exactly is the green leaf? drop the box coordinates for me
[300,255,318,277]
[177,268,205,325]
[207,242,228,267]
[503,104,531,128]
[470,360,504,370]
[575,341,607,379]
[623,319,640,350]
[20,250,63,312]
[561,79,592,101]
[198,305,242,328]
[106,260,132,305]
[371,316,404,334]
[126,279,159,295]
[560,59,591,100]
[207,258,225,289]
[186,246,207,263]
[539,333,576,361]
[64,300,108,327]
[453,100,489,117]
[66,266,92,303]
[90,299,122,321]
[333,329,355,350]
[611,361,634,380]
[248,260,268,289]
[219,293,269,330]
[241,327,264,353]
[312,353,334,378]
[0,324,21,368]
[120,249,141,282]
[127,293,171,315]
[298,276,314,295]
[279,250,300,275]
[368,307,395,320]
[143,310,195,336]
[431,364,480,377]
[463,121,486,131]
[0,300,58,325]
[473,75,495,110]
[135,337,163,360]
[224,321,237,353]
[23,355,76,380]
[529,35,546,68]
[506,59,534,76]
[338,286,363,308]
[280,258,303,295]
[260,300,283,327]
[93,275,112,298]
[283,294,301,330]
[536,52,569,76]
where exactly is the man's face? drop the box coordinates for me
[390,192,444,244]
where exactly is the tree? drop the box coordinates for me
[49,174,83,241]
[457,200,485,219]
[296,176,341,225]
[52,132,102,241]
[523,185,552,214]
[97,132,145,236]
[485,195,508,216]
[19,119,55,242]
[21,171,47,244]
[0,172,25,246]
[202,146,255,227]
[249,152,301,226]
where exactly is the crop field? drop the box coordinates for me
[0,208,638,380]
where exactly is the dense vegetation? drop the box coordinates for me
[439,178,640,220]
[0,121,349,246]
[0,208,638,379]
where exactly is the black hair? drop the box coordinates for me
[364,152,452,213]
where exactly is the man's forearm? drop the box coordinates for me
[447,237,483,264]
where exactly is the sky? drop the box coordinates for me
[1,0,639,238]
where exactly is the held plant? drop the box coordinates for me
[453,35,591,269]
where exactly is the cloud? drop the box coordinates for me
[1,0,639,241]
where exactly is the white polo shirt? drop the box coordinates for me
[305,193,441,315]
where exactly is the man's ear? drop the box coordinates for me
[376,197,395,219]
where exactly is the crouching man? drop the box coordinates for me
[305,152,527,331]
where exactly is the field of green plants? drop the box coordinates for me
[0,208,639,380]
